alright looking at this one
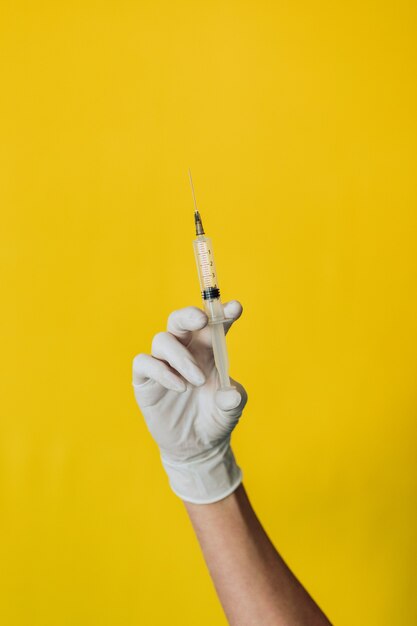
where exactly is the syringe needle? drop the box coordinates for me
[188,169,198,213]
[188,169,205,235]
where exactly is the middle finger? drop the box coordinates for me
[151,331,206,387]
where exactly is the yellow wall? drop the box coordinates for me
[1,2,416,624]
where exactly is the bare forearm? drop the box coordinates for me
[133,303,331,623]
[184,484,331,626]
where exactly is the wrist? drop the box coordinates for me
[160,439,243,504]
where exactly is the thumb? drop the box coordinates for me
[215,387,242,411]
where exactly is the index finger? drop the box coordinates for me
[167,306,208,344]
[167,300,243,348]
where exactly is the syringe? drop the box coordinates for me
[188,170,233,390]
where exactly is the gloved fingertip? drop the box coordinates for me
[223,300,243,320]
[188,310,208,329]
[215,388,242,411]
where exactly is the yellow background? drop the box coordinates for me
[1,1,416,624]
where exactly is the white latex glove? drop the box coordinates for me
[132,300,248,504]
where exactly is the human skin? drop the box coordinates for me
[184,484,332,626]
[133,300,332,625]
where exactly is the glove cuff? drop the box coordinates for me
[160,440,243,504]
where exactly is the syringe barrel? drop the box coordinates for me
[193,235,218,293]
[193,235,226,322]
[193,234,230,388]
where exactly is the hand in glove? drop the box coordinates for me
[132,300,248,504]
